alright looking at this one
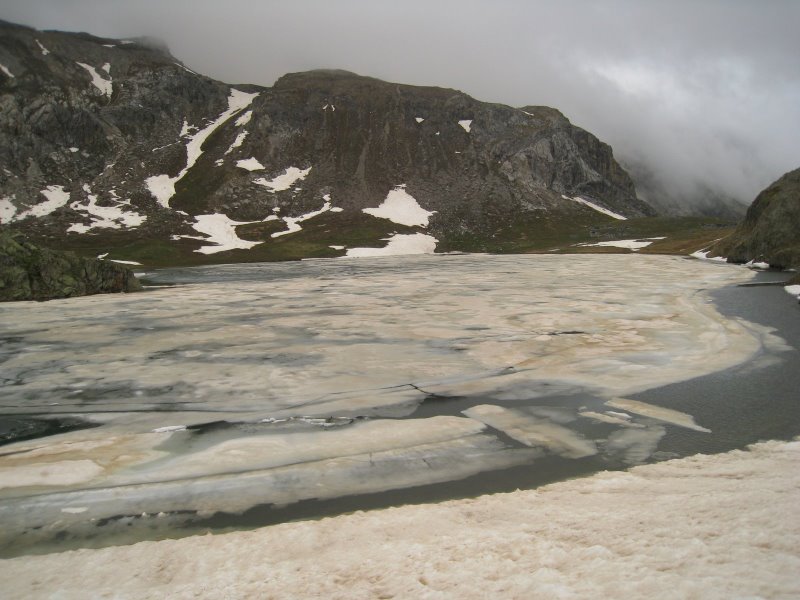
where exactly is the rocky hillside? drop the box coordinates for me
[0,229,141,301]
[711,168,800,269]
[0,19,654,265]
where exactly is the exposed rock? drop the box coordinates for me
[712,168,800,269]
[0,229,141,301]
[0,19,654,262]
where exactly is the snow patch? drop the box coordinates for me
[35,39,50,55]
[0,196,17,223]
[272,197,334,238]
[458,119,472,132]
[415,117,425,123]
[345,233,438,257]
[224,131,248,155]
[784,285,800,298]
[14,185,71,220]
[76,62,112,97]
[579,238,665,251]
[236,157,264,171]
[691,249,728,263]
[563,195,627,220]
[0,63,14,78]
[108,259,142,265]
[235,111,253,127]
[191,213,260,254]
[362,185,435,227]
[146,89,259,208]
[254,167,311,193]
[330,245,345,250]
[67,186,146,233]
[101,62,111,74]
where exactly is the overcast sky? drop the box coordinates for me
[2,0,799,206]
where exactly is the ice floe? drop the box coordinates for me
[606,398,711,432]
[463,404,597,458]
[345,233,438,257]
[146,89,258,208]
[458,119,472,132]
[254,166,311,192]
[563,194,627,220]
[362,185,435,227]
[236,157,264,171]
[75,62,112,97]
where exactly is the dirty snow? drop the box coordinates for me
[563,194,627,220]
[2,438,798,599]
[235,157,264,171]
[35,39,50,55]
[190,213,260,254]
[67,186,146,233]
[75,62,112,97]
[146,89,259,208]
[362,185,435,227]
[254,166,311,192]
[458,119,472,132]
[345,233,438,257]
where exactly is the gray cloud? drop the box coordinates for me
[2,0,798,207]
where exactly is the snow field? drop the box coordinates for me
[362,185,435,227]
[563,194,627,220]
[75,62,112,97]
[253,166,311,192]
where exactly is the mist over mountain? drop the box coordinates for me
[2,0,797,218]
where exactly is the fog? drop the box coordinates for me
[2,0,799,210]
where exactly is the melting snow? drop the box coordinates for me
[362,185,435,227]
[563,195,627,220]
[76,62,112,97]
[67,186,146,233]
[236,158,265,171]
[146,89,259,208]
[191,213,260,254]
[345,233,438,257]
[35,39,50,55]
[254,166,311,193]
[235,111,253,127]
[0,63,14,78]
[458,119,472,132]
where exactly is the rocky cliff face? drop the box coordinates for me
[0,20,653,264]
[0,229,141,301]
[712,168,800,269]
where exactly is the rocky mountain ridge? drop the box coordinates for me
[0,19,655,264]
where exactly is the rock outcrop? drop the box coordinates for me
[712,168,800,269]
[0,229,141,301]
[0,20,654,263]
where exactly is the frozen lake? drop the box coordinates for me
[0,254,797,555]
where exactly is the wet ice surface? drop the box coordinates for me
[0,254,794,555]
